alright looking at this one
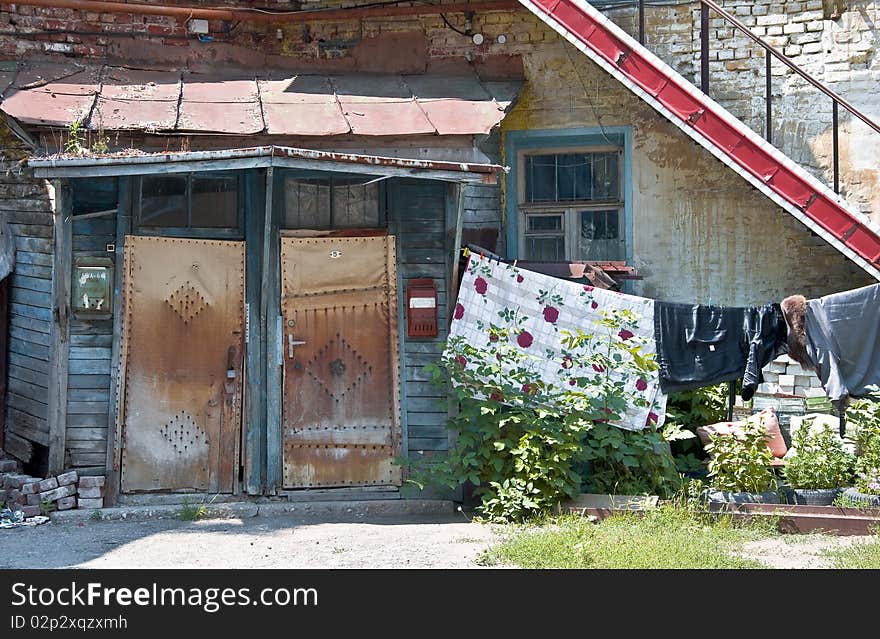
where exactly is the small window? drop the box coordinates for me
[283,177,381,229]
[137,172,241,233]
[72,177,118,215]
[519,146,625,262]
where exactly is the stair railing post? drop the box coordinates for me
[638,0,645,44]
[833,99,840,193]
[700,1,710,94]
[766,53,772,143]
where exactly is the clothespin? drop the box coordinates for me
[512,259,518,268]
[708,296,712,308]
[480,251,484,261]
[462,247,470,257]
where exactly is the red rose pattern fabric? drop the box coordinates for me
[447,255,667,431]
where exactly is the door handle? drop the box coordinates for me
[226,345,237,378]
[288,333,307,359]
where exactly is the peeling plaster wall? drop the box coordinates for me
[0,1,874,302]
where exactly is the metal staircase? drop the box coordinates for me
[518,0,880,280]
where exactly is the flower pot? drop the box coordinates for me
[842,486,880,507]
[704,488,782,504]
[788,487,840,506]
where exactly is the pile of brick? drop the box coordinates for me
[0,459,106,518]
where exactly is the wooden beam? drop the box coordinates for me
[103,176,130,506]
[262,167,283,494]
[47,180,71,475]
[448,183,466,325]
[0,277,8,452]
[244,169,265,495]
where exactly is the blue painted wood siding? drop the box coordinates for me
[388,179,451,459]
[65,214,115,473]
[2,163,53,453]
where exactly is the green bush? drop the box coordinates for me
[413,304,680,522]
[783,420,854,489]
[848,398,880,495]
[705,416,777,493]
[664,384,729,472]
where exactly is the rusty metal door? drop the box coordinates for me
[119,236,245,493]
[281,236,401,488]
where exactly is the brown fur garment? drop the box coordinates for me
[780,294,814,370]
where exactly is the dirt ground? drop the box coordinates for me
[0,513,870,569]
[0,513,501,569]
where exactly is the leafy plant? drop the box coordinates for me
[40,498,57,515]
[64,118,85,155]
[179,494,218,521]
[705,415,777,493]
[664,384,729,470]
[783,420,854,489]
[847,396,880,495]
[90,509,103,521]
[411,287,677,522]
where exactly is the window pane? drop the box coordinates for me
[284,179,331,229]
[527,215,563,232]
[525,236,565,261]
[577,209,623,261]
[332,181,380,227]
[591,152,619,200]
[72,177,117,215]
[191,175,238,228]
[525,155,556,202]
[525,151,619,203]
[556,154,590,201]
[140,176,187,227]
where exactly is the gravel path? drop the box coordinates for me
[0,513,501,569]
[737,534,873,569]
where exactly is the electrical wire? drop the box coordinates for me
[440,12,470,37]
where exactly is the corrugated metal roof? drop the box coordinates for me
[0,62,521,137]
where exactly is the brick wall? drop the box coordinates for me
[0,1,874,303]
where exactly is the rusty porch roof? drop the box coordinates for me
[0,61,521,137]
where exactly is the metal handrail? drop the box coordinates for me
[634,0,880,194]
[699,0,880,137]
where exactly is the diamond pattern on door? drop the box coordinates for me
[281,235,401,489]
[165,282,209,323]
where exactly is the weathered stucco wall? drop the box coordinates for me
[497,22,870,304]
[0,1,874,304]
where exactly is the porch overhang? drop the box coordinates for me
[28,145,505,184]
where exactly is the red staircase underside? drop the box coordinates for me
[522,0,880,275]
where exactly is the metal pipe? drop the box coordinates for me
[700,2,709,94]
[0,0,520,23]
[701,0,880,137]
[765,53,772,143]
[833,100,840,194]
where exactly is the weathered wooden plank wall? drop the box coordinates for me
[64,178,117,475]
[1,132,54,466]
[388,179,451,460]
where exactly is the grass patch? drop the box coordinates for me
[480,505,775,569]
[823,534,880,569]
[179,494,219,521]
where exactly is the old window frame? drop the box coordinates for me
[279,171,387,231]
[517,145,626,262]
[504,127,633,269]
[133,171,244,239]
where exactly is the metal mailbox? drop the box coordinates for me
[406,278,438,338]
[71,257,113,319]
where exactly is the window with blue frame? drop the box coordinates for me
[518,146,625,262]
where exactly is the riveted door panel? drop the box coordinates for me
[119,236,245,493]
[281,235,401,488]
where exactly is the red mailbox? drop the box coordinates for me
[406,278,438,338]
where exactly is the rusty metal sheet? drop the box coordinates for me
[417,99,507,135]
[403,74,490,101]
[341,100,435,135]
[1,89,94,127]
[281,235,401,489]
[182,74,259,103]
[177,100,264,134]
[259,74,335,103]
[101,68,181,101]
[14,63,99,94]
[119,236,245,493]
[482,80,524,108]
[263,102,350,136]
[93,97,178,131]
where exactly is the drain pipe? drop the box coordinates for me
[0,0,520,23]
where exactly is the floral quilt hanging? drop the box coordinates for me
[446,254,667,431]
